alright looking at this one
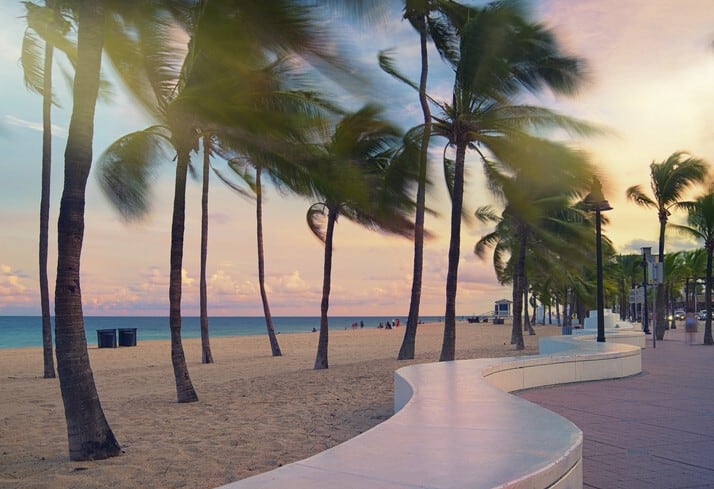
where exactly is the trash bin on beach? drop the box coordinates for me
[97,329,117,348]
[562,324,573,335]
[118,328,137,347]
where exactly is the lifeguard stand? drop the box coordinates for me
[493,299,512,324]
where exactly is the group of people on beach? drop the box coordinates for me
[378,319,399,329]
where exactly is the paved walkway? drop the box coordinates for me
[519,332,714,489]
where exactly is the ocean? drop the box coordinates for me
[0,315,444,349]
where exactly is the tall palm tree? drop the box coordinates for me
[394,0,475,361]
[254,163,282,356]
[199,133,214,363]
[307,105,410,369]
[626,151,708,339]
[433,3,592,359]
[20,0,73,380]
[53,0,121,461]
[672,188,714,345]
[98,61,202,403]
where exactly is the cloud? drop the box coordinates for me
[0,264,34,309]
[3,115,67,137]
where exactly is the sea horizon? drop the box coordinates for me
[0,315,448,349]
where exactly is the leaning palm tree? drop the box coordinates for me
[306,105,412,369]
[53,0,121,461]
[626,151,708,339]
[20,0,74,380]
[432,3,593,359]
[475,142,596,348]
[672,188,714,345]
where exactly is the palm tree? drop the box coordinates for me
[679,248,706,312]
[432,3,592,359]
[254,163,282,356]
[613,254,643,321]
[98,85,202,403]
[306,105,410,369]
[662,252,686,329]
[199,133,214,363]
[626,151,708,339]
[214,58,345,359]
[99,0,359,393]
[20,0,73,380]
[391,0,475,360]
[475,143,595,349]
[53,0,121,461]
[672,188,714,344]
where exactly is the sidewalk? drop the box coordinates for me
[519,332,714,489]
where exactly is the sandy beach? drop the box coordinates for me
[0,320,561,489]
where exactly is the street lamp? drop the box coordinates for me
[584,178,613,343]
[641,247,652,334]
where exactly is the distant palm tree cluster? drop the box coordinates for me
[19,0,711,463]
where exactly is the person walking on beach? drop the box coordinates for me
[684,309,698,345]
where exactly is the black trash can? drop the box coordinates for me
[118,328,137,347]
[97,329,117,348]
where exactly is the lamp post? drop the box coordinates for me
[641,247,652,334]
[584,178,613,343]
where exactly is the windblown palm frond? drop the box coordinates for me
[97,125,173,220]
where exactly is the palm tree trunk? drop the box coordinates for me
[399,14,431,361]
[200,136,213,364]
[54,0,120,461]
[511,232,526,349]
[40,25,55,379]
[169,146,198,402]
[314,206,338,370]
[256,166,281,356]
[705,246,713,345]
[439,142,466,362]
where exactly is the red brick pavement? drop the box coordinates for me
[519,334,714,489]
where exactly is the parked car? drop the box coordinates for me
[674,309,685,320]
[698,310,711,320]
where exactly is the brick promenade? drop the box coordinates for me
[519,332,714,489]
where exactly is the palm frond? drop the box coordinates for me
[625,185,656,209]
[306,202,329,242]
[96,125,172,221]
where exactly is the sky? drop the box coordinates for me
[0,1,713,317]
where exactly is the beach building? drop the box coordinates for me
[493,299,512,324]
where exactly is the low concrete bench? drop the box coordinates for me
[217,334,642,489]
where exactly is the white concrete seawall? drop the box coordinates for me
[217,333,643,489]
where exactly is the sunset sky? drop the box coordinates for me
[1,1,713,317]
